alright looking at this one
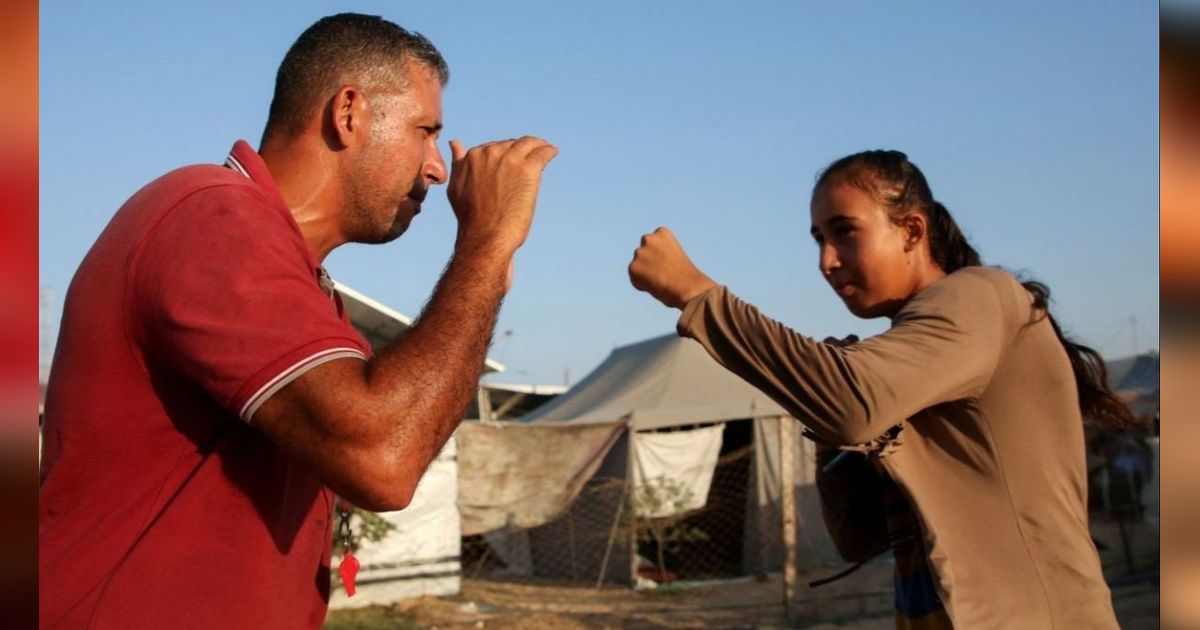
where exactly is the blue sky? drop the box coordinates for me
[40,1,1159,386]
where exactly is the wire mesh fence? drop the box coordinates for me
[454,418,897,625]
[461,431,766,587]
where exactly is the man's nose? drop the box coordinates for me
[425,144,447,185]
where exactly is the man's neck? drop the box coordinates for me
[259,136,345,263]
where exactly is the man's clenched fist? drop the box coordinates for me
[628,227,717,309]
[447,136,557,256]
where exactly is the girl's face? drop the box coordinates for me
[809,181,922,319]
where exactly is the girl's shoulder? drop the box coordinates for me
[901,266,1032,328]
[942,266,1031,305]
[945,265,1019,287]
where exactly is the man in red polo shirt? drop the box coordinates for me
[39,13,557,628]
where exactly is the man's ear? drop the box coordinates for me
[327,85,368,150]
[901,212,928,252]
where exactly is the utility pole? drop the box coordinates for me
[1129,315,1139,356]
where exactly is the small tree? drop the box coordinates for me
[628,475,709,584]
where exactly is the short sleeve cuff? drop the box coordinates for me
[235,338,368,423]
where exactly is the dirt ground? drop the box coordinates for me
[325,575,1156,629]
[325,515,1158,629]
[326,573,1156,629]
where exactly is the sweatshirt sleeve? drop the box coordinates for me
[676,268,1015,447]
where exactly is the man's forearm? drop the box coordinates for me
[363,244,509,489]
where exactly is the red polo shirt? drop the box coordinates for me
[40,141,371,628]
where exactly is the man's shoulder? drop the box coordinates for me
[131,163,286,233]
[120,162,304,281]
[142,162,266,203]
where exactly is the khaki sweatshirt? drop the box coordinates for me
[677,266,1117,629]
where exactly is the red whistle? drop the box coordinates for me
[339,550,360,596]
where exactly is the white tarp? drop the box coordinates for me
[330,436,461,609]
[631,424,724,518]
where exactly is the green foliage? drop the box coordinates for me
[627,476,710,583]
[333,507,397,556]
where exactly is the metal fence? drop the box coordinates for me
[461,437,763,587]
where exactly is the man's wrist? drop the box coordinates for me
[453,231,519,261]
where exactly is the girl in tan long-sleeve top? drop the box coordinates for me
[628,150,1138,629]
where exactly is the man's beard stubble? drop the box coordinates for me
[349,175,426,245]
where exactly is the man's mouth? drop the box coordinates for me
[406,189,426,215]
[831,280,855,297]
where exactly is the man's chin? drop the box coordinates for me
[352,219,409,245]
[381,220,410,243]
[379,206,418,242]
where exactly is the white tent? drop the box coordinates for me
[458,334,839,584]
[522,333,789,429]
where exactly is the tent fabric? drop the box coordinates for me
[744,416,841,571]
[632,424,724,518]
[1105,352,1160,417]
[457,333,841,581]
[1106,352,1159,396]
[522,334,788,430]
[457,420,625,536]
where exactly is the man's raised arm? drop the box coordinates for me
[254,136,557,511]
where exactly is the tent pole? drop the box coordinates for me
[754,418,771,578]
[595,462,628,589]
[476,386,493,423]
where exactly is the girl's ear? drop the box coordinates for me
[901,212,928,252]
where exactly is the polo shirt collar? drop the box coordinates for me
[224,140,288,212]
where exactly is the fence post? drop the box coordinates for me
[780,417,798,621]
[628,430,640,587]
[476,386,493,423]
[595,475,628,589]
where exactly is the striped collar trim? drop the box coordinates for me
[224,153,251,179]
[219,140,290,217]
